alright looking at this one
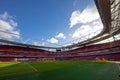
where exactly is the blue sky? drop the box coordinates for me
[0,0,103,47]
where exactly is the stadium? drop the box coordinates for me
[0,0,120,80]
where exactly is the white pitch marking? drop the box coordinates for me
[25,62,38,72]
[109,61,120,71]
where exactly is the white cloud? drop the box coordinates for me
[32,42,38,45]
[10,20,18,27]
[0,20,14,31]
[32,41,45,46]
[72,25,91,38]
[72,19,103,39]
[56,33,66,39]
[73,0,78,6]
[70,6,100,28]
[67,5,104,45]
[0,12,9,20]
[47,38,58,44]
[63,43,72,47]
[0,12,20,39]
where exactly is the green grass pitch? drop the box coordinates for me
[0,61,120,80]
